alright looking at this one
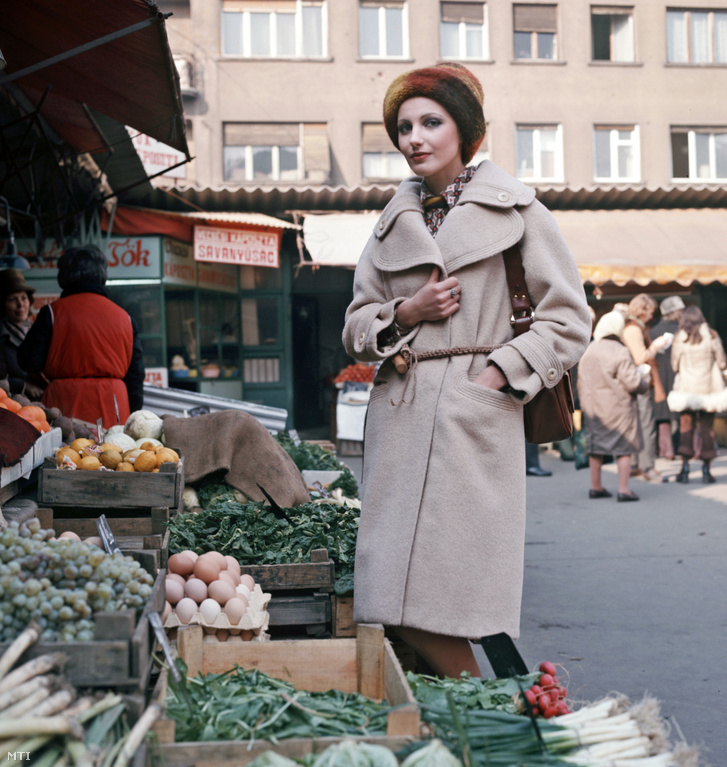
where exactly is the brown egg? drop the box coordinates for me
[208,579,235,606]
[224,597,247,625]
[165,578,185,605]
[184,577,208,603]
[239,573,255,591]
[193,553,220,584]
[224,555,241,575]
[58,530,81,541]
[240,629,254,641]
[83,536,103,548]
[168,553,195,577]
[207,551,227,570]
[174,597,197,625]
[218,571,239,588]
[166,573,186,586]
[162,601,173,621]
[216,629,229,642]
[180,549,199,563]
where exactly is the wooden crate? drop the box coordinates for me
[0,556,165,695]
[38,455,184,512]
[37,506,170,539]
[332,594,356,637]
[238,547,335,592]
[146,623,421,766]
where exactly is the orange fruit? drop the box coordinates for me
[134,450,158,472]
[26,419,42,432]
[0,402,8,410]
[116,461,135,472]
[56,447,82,467]
[4,399,21,413]
[156,447,179,466]
[17,405,46,423]
[78,455,102,471]
[99,449,122,470]
[38,421,51,433]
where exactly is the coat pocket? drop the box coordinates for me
[454,372,522,412]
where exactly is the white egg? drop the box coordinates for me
[235,583,251,599]
[174,597,197,625]
[199,597,222,624]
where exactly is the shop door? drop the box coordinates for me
[291,296,321,429]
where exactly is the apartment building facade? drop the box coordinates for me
[153,0,727,428]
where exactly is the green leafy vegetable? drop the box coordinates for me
[167,485,359,594]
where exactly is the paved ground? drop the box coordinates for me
[338,446,726,765]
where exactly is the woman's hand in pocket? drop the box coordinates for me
[474,365,508,391]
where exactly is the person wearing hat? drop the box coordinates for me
[651,296,685,460]
[17,244,144,428]
[0,267,45,398]
[342,63,591,677]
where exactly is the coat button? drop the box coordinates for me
[358,332,366,345]
[497,192,510,202]
[378,219,386,230]
[546,368,557,380]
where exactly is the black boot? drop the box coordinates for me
[676,462,690,483]
[702,463,716,483]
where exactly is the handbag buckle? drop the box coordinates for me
[509,308,534,325]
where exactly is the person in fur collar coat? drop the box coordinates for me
[667,305,727,483]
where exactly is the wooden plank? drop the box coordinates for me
[383,640,421,736]
[332,594,356,637]
[144,736,417,767]
[356,624,385,701]
[267,593,331,626]
[239,559,335,591]
[47,514,164,538]
[38,460,182,508]
[94,610,136,641]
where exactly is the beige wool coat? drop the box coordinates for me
[577,338,650,456]
[342,161,591,639]
[667,324,727,413]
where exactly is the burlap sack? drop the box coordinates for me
[162,411,310,508]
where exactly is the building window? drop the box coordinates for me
[593,125,640,181]
[591,7,634,61]
[513,4,557,59]
[671,127,727,180]
[667,9,727,64]
[360,1,408,58]
[223,123,330,183]
[516,124,563,181]
[222,0,326,58]
[440,1,488,59]
[362,124,410,180]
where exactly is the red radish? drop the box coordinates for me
[539,661,557,676]
[524,689,537,705]
[539,673,555,687]
[543,705,558,719]
[530,684,543,696]
[555,701,570,716]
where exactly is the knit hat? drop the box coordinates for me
[660,296,685,316]
[0,267,35,310]
[383,63,486,165]
[593,311,625,342]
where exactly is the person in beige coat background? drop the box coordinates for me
[342,63,591,677]
[667,305,727,484]
[577,311,651,502]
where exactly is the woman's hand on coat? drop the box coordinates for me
[473,364,508,391]
[650,335,669,354]
[395,267,460,328]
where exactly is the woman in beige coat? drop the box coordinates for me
[577,311,650,502]
[667,305,727,483]
[342,63,591,677]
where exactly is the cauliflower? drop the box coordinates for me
[124,409,164,441]
[103,432,137,452]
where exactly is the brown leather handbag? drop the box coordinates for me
[503,243,575,444]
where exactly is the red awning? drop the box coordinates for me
[0,0,188,156]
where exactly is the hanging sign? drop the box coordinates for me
[127,127,187,179]
[194,226,280,269]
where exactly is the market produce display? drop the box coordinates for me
[163,549,269,640]
[0,622,161,766]
[333,363,376,384]
[55,438,180,473]
[164,661,391,743]
[275,431,359,499]
[166,481,360,594]
[0,519,155,642]
[0,385,95,442]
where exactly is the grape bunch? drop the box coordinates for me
[0,519,155,642]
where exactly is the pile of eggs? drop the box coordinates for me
[164,550,258,640]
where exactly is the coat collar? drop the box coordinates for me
[370,161,536,273]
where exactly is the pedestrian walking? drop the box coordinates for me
[342,62,591,677]
[667,305,727,484]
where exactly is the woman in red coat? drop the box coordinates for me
[18,245,144,428]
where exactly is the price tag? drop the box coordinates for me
[96,514,121,554]
[96,418,105,444]
[289,428,301,446]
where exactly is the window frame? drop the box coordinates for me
[515,124,564,182]
[440,1,489,60]
[221,0,328,59]
[359,1,409,59]
[593,124,641,182]
[512,3,558,61]
[591,6,635,62]
[671,127,727,181]
[666,8,727,64]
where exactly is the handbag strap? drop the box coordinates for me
[502,243,533,338]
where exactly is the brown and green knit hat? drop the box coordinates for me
[383,62,486,165]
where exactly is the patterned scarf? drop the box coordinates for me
[421,165,477,237]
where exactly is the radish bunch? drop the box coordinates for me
[522,661,571,719]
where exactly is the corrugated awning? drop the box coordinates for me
[303,208,727,285]
[0,0,188,156]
